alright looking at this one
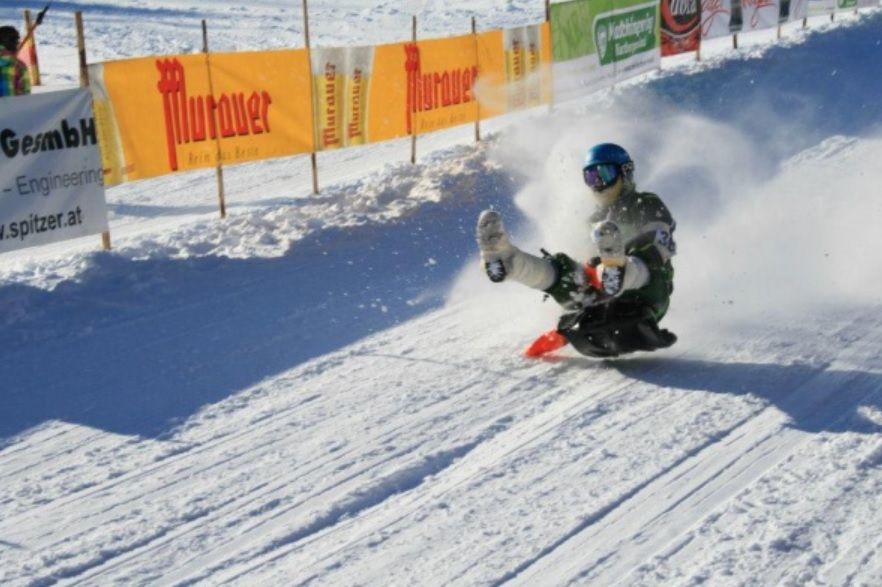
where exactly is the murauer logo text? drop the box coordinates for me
[404,44,478,135]
[1,118,97,158]
[320,63,340,148]
[156,58,273,171]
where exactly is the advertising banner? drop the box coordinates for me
[474,24,553,119]
[313,34,481,147]
[551,0,660,102]
[780,0,809,21]
[502,24,550,111]
[807,0,836,14]
[0,89,108,253]
[402,34,482,137]
[90,49,314,186]
[740,0,782,31]
[311,46,374,151]
[661,0,702,55]
[701,0,743,38]
[362,34,483,144]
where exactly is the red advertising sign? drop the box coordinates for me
[661,0,702,56]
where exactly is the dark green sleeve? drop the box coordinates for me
[635,192,674,228]
[542,253,589,310]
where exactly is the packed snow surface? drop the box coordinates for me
[1,1,882,585]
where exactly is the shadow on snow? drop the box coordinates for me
[616,357,882,435]
[0,171,522,441]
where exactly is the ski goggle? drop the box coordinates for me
[583,163,620,191]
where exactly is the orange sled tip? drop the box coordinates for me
[524,330,568,358]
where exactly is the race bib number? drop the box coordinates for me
[655,224,677,257]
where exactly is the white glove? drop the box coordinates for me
[598,256,650,296]
[476,210,515,282]
[475,210,555,289]
[592,220,626,265]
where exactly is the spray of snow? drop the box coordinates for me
[451,92,882,344]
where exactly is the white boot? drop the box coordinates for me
[591,220,650,296]
[476,210,556,290]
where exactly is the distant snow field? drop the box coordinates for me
[1,1,881,586]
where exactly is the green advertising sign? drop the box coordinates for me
[550,0,659,64]
[593,5,657,66]
[550,0,595,62]
[837,0,858,8]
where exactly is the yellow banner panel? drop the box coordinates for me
[475,30,507,120]
[477,23,553,121]
[90,49,314,186]
[312,46,374,151]
[367,34,481,144]
[366,42,409,143]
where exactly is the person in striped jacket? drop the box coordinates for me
[0,26,31,97]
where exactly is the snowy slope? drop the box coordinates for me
[2,2,882,586]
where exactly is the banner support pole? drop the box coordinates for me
[546,0,554,112]
[76,12,111,251]
[23,10,42,86]
[202,20,227,219]
[411,15,418,164]
[733,33,738,50]
[472,16,481,144]
[803,17,808,28]
[303,0,320,194]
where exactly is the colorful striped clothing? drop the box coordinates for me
[0,50,31,97]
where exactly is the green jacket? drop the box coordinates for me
[544,186,676,320]
[0,51,31,97]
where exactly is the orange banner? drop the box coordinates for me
[311,25,552,151]
[360,34,482,146]
[89,50,314,186]
[475,23,553,120]
[311,34,483,149]
[311,46,374,150]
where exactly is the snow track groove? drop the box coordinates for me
[502,326,882,586]
[195,348,690,585]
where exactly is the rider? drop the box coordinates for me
[0,26,31,97]
[476,143,677,357]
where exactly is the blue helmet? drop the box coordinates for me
[583,143,633,169]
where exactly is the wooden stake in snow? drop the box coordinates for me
[76,11,112,251]
[22,9,42,86]
[202,20,227,219]
[546,0,555,112]
[411,15,418,165]
[472,16,481,144]
[303,0,320,194]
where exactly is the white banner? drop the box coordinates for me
[0,88,108,254]
[702,0,786,38]
[701,0,743,39]
[784,0,810,22]
[741,0,782,31]
[807,0,836,14]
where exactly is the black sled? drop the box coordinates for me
[557,301,676,358]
